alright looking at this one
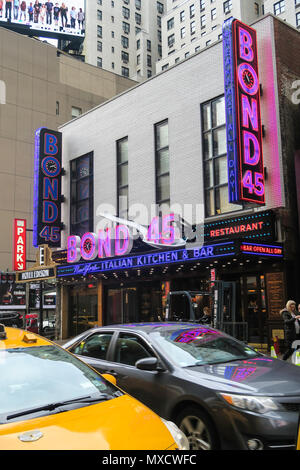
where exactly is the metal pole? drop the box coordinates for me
[39,281,43,336]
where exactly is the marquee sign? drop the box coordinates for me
[58,242,236,277]
[33,128,63,248]
[223,18,265,205]
[13,219,26,271]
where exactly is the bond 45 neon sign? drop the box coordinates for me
[33,128,63,247]
[223,18,265,205]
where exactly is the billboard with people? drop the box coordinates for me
[0,0,85,38]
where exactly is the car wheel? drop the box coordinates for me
[176,407,218,450]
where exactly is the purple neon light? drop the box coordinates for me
[33,127,45,247]
[239,27,254,62]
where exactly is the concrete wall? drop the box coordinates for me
[0,26,136,271]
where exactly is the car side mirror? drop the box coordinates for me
[102,373,117,386]
[135,357,163,371]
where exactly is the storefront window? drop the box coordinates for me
[69,285,98,337]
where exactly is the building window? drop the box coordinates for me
[122,6,130,19]
[168,33,175,47]
[200,15,206,27]
[190,21,195,34]
[147,54,152,67]
[135,12,141,24]
[71,106,82,119]
[155,120,170,208]
[97,25,102,38]
[135,26,141,34]
[200,0,205,10]
[97,57,102,68]
[223,0,232,14]
[147,39,151,51]
[123,21,130,33]
[296,11,300,26]
[180,10,185,22]
[162,63,169,71]
[122,51,129,63]
[211,8,216,20]
[157,15,161,27]
[97,9,102,21]
[137,39,140,49]
[121,66,129,77]
[254,2,259,15]
[147,69,152,78]
[97,40,102,52]
[70,153,94,237]
[202,96,240,217]
[181,26,186,38]
[121,35,129,48]
[274,0,285,15]
[157,1,164,14]
[190,4,195,17]
[167,17,174,30]
[135,0,141,9]
[158,30,162,42]
[137,54,140,65]
[158,44,162,56]
[117,138,128,218]
[56,101,59,115]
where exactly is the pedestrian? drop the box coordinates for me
[13,0,19,19]
[0,0,3,17]
[5,0,12,20]
[20,0,26,20]
[70,5,76,28]
[281,300,300,361]
[45,0,52,24]
[33,0,40,22]
[60,2,67,27]
[53,1,59,26]
[27,1,33,21]
[77,7,84,29]
[201,307,212,325]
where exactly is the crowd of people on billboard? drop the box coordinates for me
[0,1,85,30]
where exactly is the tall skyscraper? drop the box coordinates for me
[84,0,167,81]
[157,0,264,73]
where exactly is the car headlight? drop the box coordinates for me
[161,418,190,450]
[220,393,280,414]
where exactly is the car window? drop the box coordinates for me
[149,327,260,367]
[71,333,114,360]
[0,345,122,422]
[114,333,155,367]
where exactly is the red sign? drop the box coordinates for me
[240,243,283,257]
[13,219,26,271]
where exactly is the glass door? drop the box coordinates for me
[242,275,267,343]
[107,287,137,324]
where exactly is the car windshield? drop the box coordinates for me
[0,345,121,422]
[150,326,260,367]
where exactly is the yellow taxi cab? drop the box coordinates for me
[0,325,189,450]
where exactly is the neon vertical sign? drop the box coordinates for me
[13,219,26,271]
[33,128,63,247]
[223,18,265,205]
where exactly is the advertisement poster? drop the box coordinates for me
[0,0,85,37]
[0,282,26,308]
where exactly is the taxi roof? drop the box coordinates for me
[0,326,53,349]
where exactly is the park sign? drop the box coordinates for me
[33,128,63,248]
[223,18,265,205]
